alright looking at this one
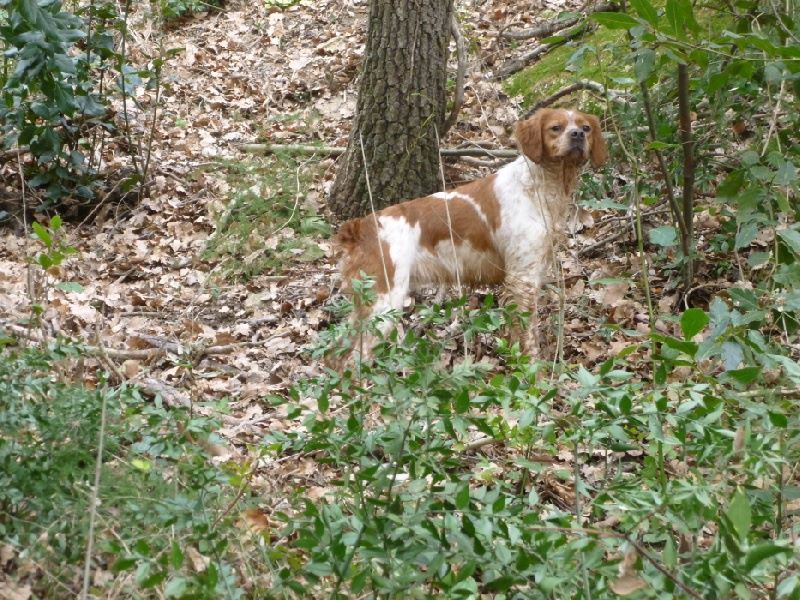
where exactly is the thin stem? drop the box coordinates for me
[677,63,695,293]
[639,82,686,237]
[81,383,110,599]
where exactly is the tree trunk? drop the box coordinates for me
[328,0,454,221]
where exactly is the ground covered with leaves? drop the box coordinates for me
[1,0,799,598]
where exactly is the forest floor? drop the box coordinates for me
[1,0,703,523]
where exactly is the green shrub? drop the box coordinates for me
[0,342,246,598]
[262,298,800,598]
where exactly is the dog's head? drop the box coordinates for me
[515,108,607,169]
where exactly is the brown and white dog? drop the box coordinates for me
[336,108,607,355]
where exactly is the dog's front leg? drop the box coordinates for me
[502,273,542,357]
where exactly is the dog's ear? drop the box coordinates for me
[516,111,545,163]
[587,114,608,169]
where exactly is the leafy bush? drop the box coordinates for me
[0,0,119,209]
[0,342,246,598]
[262,298,800,598]
[160,0,225,20]
[204,153,331,280]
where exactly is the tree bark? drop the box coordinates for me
[328,0,454,221]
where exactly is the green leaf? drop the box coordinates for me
[112,557,137,572]
[649,225,678,247]
[727,489,751,543]
[776,574,799,598]
[32,221,52,247]
[717,341,743,371]
[55,281,84,293]
[169,542,184,569]
[747,251,770,268]
[680,308,709,339]
[455,482,470,510]
[49,214,62,229]
[634,48,656,83]
[485,575,515,592]
[768,412,788,428]
[729,288,759,311]
[454,388,470,413]
[717,170,745,200]
[735,222,758,250]
[743,543,792,573]
[774,160,796,186]
[777,228,800,256]
[768,354,800,386]
[660,336,698,357]
[726,366,760,384]
[37,254,53,269]
[629,0,659,26]
[665,0,683,36]
[591,12,640,29]
[646,140,677,151]
[164,577,188,598]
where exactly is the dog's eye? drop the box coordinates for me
[551,125,562,132]
[582,125,592,132]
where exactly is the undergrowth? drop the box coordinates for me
[0,341,244,598]
[203,153,330,281]
[260,298,800,598]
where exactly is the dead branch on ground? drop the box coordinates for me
[491,22,595,81]
[524,80,625,116]
[500,2,618,40]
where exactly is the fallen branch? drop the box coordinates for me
[240,143,520,159]
[500,3,618,40]
[492,22,595,81]
[2,321,285,361]
[524,80,621,117]
[443,13,467,137]
[0,145,31,160]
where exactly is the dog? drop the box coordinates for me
[335,107,607,357]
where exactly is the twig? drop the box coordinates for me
[491,22,595,80]
[443,13,467,136]
[524,80,617,117]
[500,3,618,40]
[639,82,686,239]
[2,322,283,361]
[81,381,109,600]
[0,145,30,160]
[677,64,695,292]
[578,225,634,257]
[239,143,519,159]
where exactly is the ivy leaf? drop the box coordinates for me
[591,12,640,29]
[680,308,709,340]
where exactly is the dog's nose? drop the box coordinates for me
[570,129,585,141]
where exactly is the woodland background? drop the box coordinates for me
[0,0,799,598]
